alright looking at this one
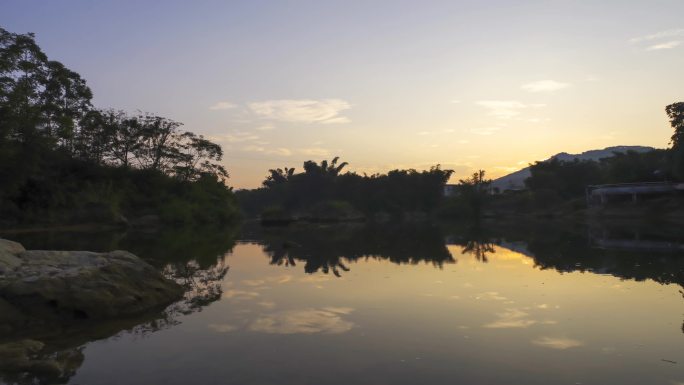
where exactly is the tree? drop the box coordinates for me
[459,170,490,193]
[302,156,349,177]
[263,167,295,188]
[666,102,684,180]
[0,27,92,149]
[0,26,237,225]
[456,170,492,218]
[525,159,601,198]
[75,109,118,164]
[0,27,93,203]
[244,158,454,217]
[174,132,228,181]
[324,156,349,176]
[132,113,184,172]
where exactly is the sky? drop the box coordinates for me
[2,0,683,188]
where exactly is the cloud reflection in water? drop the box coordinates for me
[532,337,584,350]
[249,307,354,334]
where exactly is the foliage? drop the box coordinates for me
[259,223,455,276]
[667,102,684,180]
[524,149,671,200]
[438,170,491,219]
[525,158,602,199]
[238,159,453,219]
[599,149,670,183]
[0,27,237,226]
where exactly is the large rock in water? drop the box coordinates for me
[0,239,183,323]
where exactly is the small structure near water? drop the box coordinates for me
[585,182,684,207]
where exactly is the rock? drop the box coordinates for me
[0,298,25,334]
[0,239,184,383]
[0,239,24,275]
[0,239,25,255]
[0,239,183,322]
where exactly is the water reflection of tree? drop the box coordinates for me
[0,225,239,385]
[461,240,496,262]
[164,258,230,314]
[0,343,85,385]
[477,220,684,334]
[118,226,239,324]
[259,223,455,276]
[442,224,498,262]
[524,225,684,289]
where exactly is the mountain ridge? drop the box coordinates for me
[490,145,656,191]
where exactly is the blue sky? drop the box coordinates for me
[3,1,683,187]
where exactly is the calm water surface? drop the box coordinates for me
[2,222,683,384]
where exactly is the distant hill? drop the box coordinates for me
[491,146,656,191]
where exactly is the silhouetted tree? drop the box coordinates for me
[525,158,602,198]
[667,102,684,180]
[0,27,237,225]
[241,159,453,218]
[174,132,228,181]
[263,167,295,188]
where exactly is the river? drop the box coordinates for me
[1,221,683,384]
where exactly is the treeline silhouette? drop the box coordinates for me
[525,149,670,199]
[524,104,683,201]
[0,27,237,226]
[467,103,684,216]
[237,158,453,220]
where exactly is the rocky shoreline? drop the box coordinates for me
[0,239,183,326]
[0,238,184,382]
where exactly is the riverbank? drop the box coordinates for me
[479,192,684,223]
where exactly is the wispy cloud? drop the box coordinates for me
[495,166,520,173]
[243,145,293,156]
[241,145,330,157]
[249,99,351,124]
[270,148,294,156]
[298,147,331,157]
[630,29,684,51]
[476,100,545,119]
[243,145,265,153]
[470,126,503,135]
[630,28,684,43]
[209,101,237,110]
[527,117,550,123]
[521,80,570,93]
[254,123,275,131]
[208,131,259,143]
[646,41,681,50]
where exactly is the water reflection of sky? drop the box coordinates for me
[68,242,684,385]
